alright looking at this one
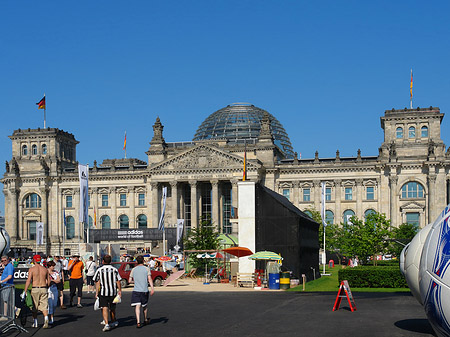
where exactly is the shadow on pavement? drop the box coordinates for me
[149,316,169,325]
[394,319,436,336]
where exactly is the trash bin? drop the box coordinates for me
[268,273,280,289]
[280,271,290,290]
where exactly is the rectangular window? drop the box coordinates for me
[406,212,420,228]
[102,194,108,207]
[120,194,127,206]
[303,188,310,202]
[138,193,145,206]
[66,195,73,208]
[88,195,90,207]
[283,189,290,201]
[366,186,374,200]
[29,221,37,240]
[345,187,353,200]
[325,187,331,201]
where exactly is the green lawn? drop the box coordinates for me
[287,265,410,293]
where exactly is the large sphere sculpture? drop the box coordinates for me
[0,228,11,256]
[401,205,450,337]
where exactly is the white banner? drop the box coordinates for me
[78,164,89,224]
[176,219,184,244]
[158,187,167,231]
[36,222,44,245]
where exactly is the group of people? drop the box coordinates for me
[18,253,155,331]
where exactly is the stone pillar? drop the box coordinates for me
[170,181,178,225]
[231,179,238,209]
[8,189,18,241]
[190,181,198,229]
[428,174,436,223]
[151,183,159,228]
[129,187,136,228]
[211,180,219,230]
[356,179,363,219]
[389,175,398,227]
[73,189,81,239]
[313,180,321,210]
[334,180,342,223]
[292,181,299,206]
[39,187,48,251]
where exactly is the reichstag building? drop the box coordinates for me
[2,103,449,255]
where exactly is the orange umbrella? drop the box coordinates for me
[157,256,172,262]
[223,247,253,258]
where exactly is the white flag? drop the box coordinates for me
[176,219,184,244]
[78,164,89,224]
[158,187,167,231]
[36,222,44,245]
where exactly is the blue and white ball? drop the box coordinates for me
[418,205,450,337]
[0,228,11,256]
[401,222,433,305]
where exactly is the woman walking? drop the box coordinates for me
[47,261,61,325]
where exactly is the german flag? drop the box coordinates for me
[410,69,413,100]
[123,131,127,150]
[36,95,45,110]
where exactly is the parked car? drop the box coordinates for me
[111,262,167,288]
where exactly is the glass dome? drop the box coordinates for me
[193,103,294,158]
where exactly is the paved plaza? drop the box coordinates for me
[4,284,435,337]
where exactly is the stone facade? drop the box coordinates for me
[2,106,449,255]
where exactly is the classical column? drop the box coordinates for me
[151,182,159,228]
[355,179,363,219]
[428,174,436,224]
[129,187,136,228]
[8,189,18,241]
[231,179,238,209]
[334,180,342,223]
[389,175,398,227]
[292,181,299,206]
[211,180,219,230]
[313,180,321,210]
[73,189,81,239]
[170,181,178,225]
[190,181,198,229]
[39,187,48,252]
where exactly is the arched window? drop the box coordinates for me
[343,210,355,224]
[421,126,428,138]
[22,145,28,156]
[101,215,111,229]
[66,216,75,239]
[42,144,47,155]
[304,210,313,218]
[364,209,376,219]
[137,214,147,228]
[32,144,37,155]
[408,126,416,138]
[25,193,41,208]
[401,182,424,199]
[119,215,129,229]
[325,210,334,225]
[396,127,403,139]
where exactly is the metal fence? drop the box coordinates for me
[0,285,27,334]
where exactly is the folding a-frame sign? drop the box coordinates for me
[333,280,357,312]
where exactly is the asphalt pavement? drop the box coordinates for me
[3,290,435,337]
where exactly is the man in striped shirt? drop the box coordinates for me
[93,255,122,332]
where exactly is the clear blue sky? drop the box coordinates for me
[1,1,450,215]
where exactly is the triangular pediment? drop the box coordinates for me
[400,200,425,211]
[149,144,260,172]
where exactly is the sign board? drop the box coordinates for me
[333,280,357,312]
[14,267,31,283]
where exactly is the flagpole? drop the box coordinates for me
[410,69,413,109]
[43,93,46,129]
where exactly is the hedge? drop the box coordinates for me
[373,260,399,267]
[338,266,408,288]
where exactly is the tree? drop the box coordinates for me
[389,223,419,258]
[183,216,220,270]
[305,207,343,263]
[341,212,391,266]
